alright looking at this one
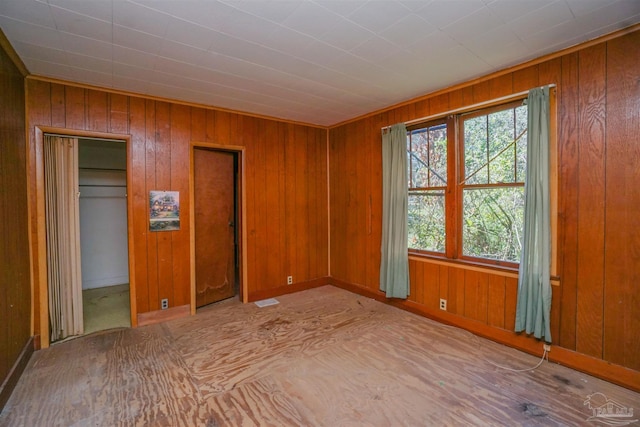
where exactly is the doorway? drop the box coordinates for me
[193,147,240,307]
[77,138,131,334]
[43,134,131,343]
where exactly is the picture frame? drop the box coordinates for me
[149,190,180,231]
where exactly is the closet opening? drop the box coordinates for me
[43,134,131,343]
[78,138,131,336]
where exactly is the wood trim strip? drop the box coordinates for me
[0,337,34,412]
[247,277,329,303]
[137,304,190,327]
[34,126,136,345]
[0,28,29,77]
[329,278,639,392]
[26,76,327,130]
[330,24,640,129]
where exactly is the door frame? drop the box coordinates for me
[189,142,247,312]
[34,126,136,348]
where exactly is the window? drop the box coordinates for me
[407,99,528,266]
[407,120,447,253]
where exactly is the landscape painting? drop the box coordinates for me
[149,191,180,231]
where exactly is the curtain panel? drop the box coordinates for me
[44,135,84,341]
[380,123,410,299]
[515,87,552,342]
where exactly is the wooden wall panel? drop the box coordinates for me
[0,41,31,399]
[50,84,65,128]
[504,277,518,330]
[264,120,281,289]
[169,105,191,306]
[295,126,309,283]
[316,127,329,279]
[253,119,268,291]
[575,44,607,359]
[129,97,149,315]
[603,32,640,371]
[87,90,108,132]
[144,100,159,312]
[329,126,347,281]
[328,29,640,376]
[242,115,257,291]
[557,52,579,351]
[26,81,329,332]
[109,94,129,134]
[65,86,85,130]
[487,275,505,329]
[276,123,288,287]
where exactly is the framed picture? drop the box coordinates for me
[149,190,180,231]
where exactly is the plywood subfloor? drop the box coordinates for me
[1,286,638,426]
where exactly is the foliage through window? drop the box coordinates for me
[406,100,528,265]
[407,121,447,253]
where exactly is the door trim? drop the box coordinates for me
[190,142,247,312]
[33,126,136,348]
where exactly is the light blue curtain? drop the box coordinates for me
[515,86,551,342]
[380,123,409,299]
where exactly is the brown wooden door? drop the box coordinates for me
[194,148,236,307]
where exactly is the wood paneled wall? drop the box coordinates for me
[329,30,640,376]
[26,80,328,337]
[0,40,31,403]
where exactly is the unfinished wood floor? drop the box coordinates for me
[1,286,638,426]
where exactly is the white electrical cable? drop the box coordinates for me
[429,318,549,373]
[483,349,548,373]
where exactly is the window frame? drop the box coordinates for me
[406,90,557,273]
[457,99,527,268]
[406,117,450,256]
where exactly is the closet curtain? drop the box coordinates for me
[380,123,409,299]
[44,135,84,341]
[514,87,551,342]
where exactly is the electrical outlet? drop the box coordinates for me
[161,298,169,310]
[439,298,447,311]
[543,343,551,352]
[287,276,293,285]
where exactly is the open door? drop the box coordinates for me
[194,148,237,307]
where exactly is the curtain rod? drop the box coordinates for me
[382,84,556,131]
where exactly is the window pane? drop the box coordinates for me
[428,124,447,186]
[463,116,488,184]
[408,190,445,252]
[407,134,411,187]
[408,124,447,189]
[488,108,515,183]
[516,105,528,182]
[410,130,429,188]
[464,104,527,186]
[462,187,524,262]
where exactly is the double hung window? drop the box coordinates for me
[407,99,528,266]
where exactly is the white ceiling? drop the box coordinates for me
[1,1,639,126]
